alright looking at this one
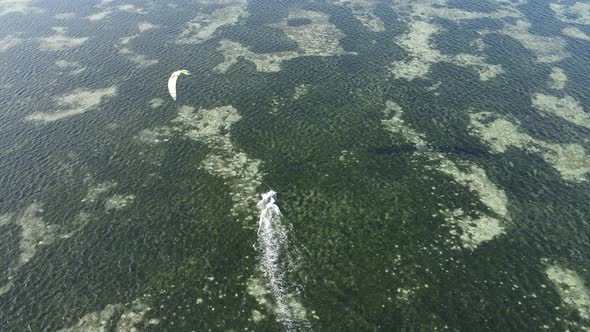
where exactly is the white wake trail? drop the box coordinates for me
[256,191,310,331]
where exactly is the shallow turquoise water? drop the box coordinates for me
[1,0,590,330]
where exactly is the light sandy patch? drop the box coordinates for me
[38,27,88,52]
[26,86,117,123]
[173,105,242,145]
[54,12,75,20]
[334,0,385,31]
[116,22,161,67]
[119,47,159,67]
[451,53,504,81]
[117,300,159,330]
[381,100,428,148]
[105,194,135,211]
[379,102,509,249]
[201,153,262,220]
[0,283,13,296]
[546,264,590,320]
[439,159,509,218]
[172,106,263,221]
[390,0,566,70]
[274,9,348,56]
[548,67,567,90]
[496,0,528,5]
[149,98,164,109]
[55,60,86,75]
[0,35,22,51]
[392,0,519,22]
[546,145,590,182]
[396,287,417,303]
[292,84,310,100]
[118,4,147,14]
[532,93,590,129]
[390,21,502,81]
[562,27,590,41]
[136,127,173,144]
[473,38,486,52]
[119,35,135,45]
[338,150,360,166]
[57,211,91,240]
[138,21,158,32]
[12,204,53,265]
[438,159,509,249]
[139,104,263,222]
[86,10,112,21]
[469,115,530,153]
[176,0,247,44]
[216,9,350,73]
[0,0,40,16]
[215,40,298,73]
[270,84,312,114]
[390,20,442,80]
[247,276,273,322]
[445,210,504,250]
[82,180,117,204]
[502,20,568,63]
[58,304,121,331]
[551,1,590,25]
[471,112,590,182]
[117,33,158,67]
[58,297,159,332]
[0,204,55,295]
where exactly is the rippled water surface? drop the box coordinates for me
[1,0,590,330]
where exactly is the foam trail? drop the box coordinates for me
[257,191,309,330]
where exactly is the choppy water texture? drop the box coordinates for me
[1,0,590,330]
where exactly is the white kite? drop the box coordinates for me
[168,69,190,101]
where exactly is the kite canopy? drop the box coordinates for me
[168,70,190,101]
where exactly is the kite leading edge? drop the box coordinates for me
[168,70,190,101]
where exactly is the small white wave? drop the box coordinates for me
[256,191,309,330]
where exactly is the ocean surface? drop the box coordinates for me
[1,0,590,330]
